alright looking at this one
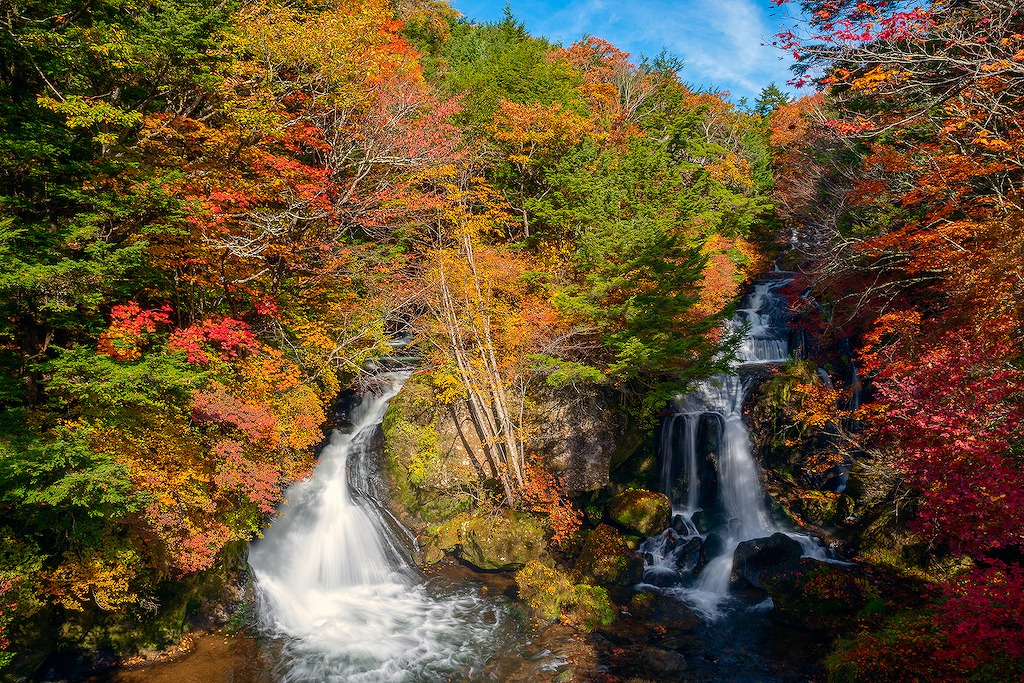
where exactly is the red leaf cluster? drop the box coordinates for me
[168,318,258,364]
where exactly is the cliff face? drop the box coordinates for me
[381,372,641,527]
[525,385,631,494]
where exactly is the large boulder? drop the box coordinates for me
[576,524,645,586]
[457,511,548,571]
[515,561,617,632]
[419,513,470,565]
[528,386,634,492]
[608,490,672,537]
[731,532,803,590]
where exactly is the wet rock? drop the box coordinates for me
[638,646,689,675]
[731,532,803,590]
[458,511,547,571]
[648,594,701,630]
[642,564,681,588]
[660,528,681,551]
[675,537,703,575]
[576,524,645,586]
[670,514,690,535]
[691,509,712,534]
[609,490,672,537]
[696,531,726,574]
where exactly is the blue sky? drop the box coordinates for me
[449,0,799,103]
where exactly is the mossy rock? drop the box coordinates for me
[515,561,616,632]
[419,513,471,565]
[422,545,445,565]
[381,374,481,524]
[457,511,548,571]
[608,490,671,537]
[799,491,855,527]
[422,514,469,552]
[576,524,644,586]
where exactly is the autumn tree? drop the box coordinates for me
[773,2,1024,677]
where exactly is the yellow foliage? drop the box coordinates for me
[238,345,326,454]
[850,66,905,92]
[49,548,140,611]
[430,365,467,404]
[491,100,595,170]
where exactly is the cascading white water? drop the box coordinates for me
[249,371,503,682]
[642,278,831,619]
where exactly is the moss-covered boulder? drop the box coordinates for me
[608,490,671,537]
[459,511,547,571]
[421,510,544,571]
[418,510,547,570]
[576,524,644,586]
[419,513,471,565]
[515,561,616,632]
[382,375,484,524]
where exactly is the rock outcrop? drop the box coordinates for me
[608,490,672,537]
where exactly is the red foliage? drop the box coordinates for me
[522,463,583,548]
[141,498,232,575]
[861,319,1024,555]
[211,438,281,514]
[97,303,171,361]
[935,563,1024,673]
[168,317,258,364]
[191,386,279,448]
[829,563,1024,682]
[0,578,15,658]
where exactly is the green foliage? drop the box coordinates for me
[0,0,233,418]
[437,15,586,130]
[533,139,729,382]
[0,429,142,548]
[45,345,207,423]
[754,83,790,117]
[528,354,606,387]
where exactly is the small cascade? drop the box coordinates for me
[250,371,504,682]
[643,277,833,619]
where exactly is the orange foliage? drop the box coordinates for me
[556,36,656,132]
[694,235,767,318]
[522,462,583,549]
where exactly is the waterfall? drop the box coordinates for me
[249,371,502,682]
[642,278,831,619]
